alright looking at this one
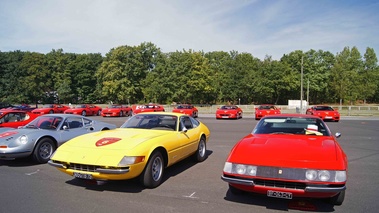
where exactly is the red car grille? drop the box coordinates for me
[254,179,306,190]
[219,113,231,116]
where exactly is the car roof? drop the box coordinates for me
[137,112,186,117]
[263,113,319,119]
[38,113,85,118]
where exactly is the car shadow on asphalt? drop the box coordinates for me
[0,157,39,167]
[64,150,214,193]
[223,189,338,212]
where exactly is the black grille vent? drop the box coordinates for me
[254,179,306,190]
[68,163,98,172]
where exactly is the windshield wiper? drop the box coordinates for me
[269,132,294,135]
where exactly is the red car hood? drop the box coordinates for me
[32,108,50,112]
[228,134,346,170]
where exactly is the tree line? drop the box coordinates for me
[1,42,378,106]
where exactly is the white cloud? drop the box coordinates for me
[0,0,378,60]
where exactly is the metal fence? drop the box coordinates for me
[162,105,379,116]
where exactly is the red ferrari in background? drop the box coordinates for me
[306,105,340,122]
[172,104,198,117]
[64,104,102,116]
[0,110,40,128]
[0,104,37,112]
[101,104,133,117]
[255,104,281,120]
[216,105,243,119]
[31,104,69,115]
[222,114,347,205]
[132,104,165,115]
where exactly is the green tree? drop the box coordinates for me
[72,53,103,103]
[0,51,27,103]
[18,52,50,106]
[330,47,362,105]
[96,42,159,103]
[360,47,378,103]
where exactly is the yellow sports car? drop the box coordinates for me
[48,112,210,188]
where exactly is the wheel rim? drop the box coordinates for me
[151,157,163,181]
[82,111,86,116]
[39,142,53,159]
[198,140,206,157]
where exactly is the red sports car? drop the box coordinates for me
[31,104,70,115]
[101,104,133,117]
[306,105,340,122]
[172,104,198,117]
[216,105,243,119]
[255,104,281,120]
[0,110,40,128]
[132,104,165,115]
[221,114,347,205]
[0,104,37,112]
[64,104,102,116]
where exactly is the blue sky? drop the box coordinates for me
[1,0,378,60]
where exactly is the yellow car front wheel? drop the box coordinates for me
[140,151,164,188]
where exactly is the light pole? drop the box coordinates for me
[300,56,304,114]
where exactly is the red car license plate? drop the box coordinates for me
[73,172,92,180]
[267,190,292,199]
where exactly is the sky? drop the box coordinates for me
[1,0,378,60]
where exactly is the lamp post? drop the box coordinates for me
[300,56,304,114]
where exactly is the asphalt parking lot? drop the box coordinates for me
[1,115,379,213]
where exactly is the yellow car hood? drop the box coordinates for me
[52,128,172,166]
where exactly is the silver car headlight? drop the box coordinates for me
[19,135,28,145]
[305,170,317,180]
[335,171,347,182]
[235,164,246,174]
[318,170,331,181]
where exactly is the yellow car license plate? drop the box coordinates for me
[73,172,92,180]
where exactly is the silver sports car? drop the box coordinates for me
[0,114,117,163]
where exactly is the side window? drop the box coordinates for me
[7,113,18,122]
[83,118,92,126]
[189,117,199,128]
[65,117,84,129]
[180,116,193,130]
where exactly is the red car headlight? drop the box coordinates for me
[223,162,257,176]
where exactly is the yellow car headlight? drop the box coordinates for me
[118,156,145,167]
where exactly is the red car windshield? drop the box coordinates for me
[259,105,275,110]
[221,106,237,110]
[314,106,334,111]
[253,117,330,136]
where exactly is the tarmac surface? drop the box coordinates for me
[1,115,378,213]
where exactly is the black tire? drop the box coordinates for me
[82,111,86,116]
[193,137,207,162]
[32,138,56,164]
[328,191,345,205]
[97,110,101,116]
[140,151,164,188]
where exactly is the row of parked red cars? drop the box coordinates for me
[0,103,341,129]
